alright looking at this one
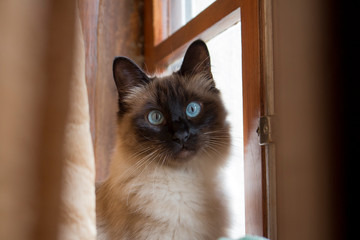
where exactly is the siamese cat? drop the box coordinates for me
[96,40,231,240]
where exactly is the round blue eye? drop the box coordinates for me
[147,110,164,125]
[186,102,201,118]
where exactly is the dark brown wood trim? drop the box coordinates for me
[241,0,264,236]
[144,0,164,72]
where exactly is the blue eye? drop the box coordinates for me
[186,102,201,118]
[147,110,164,125]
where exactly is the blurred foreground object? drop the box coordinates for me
[0,0,96,240]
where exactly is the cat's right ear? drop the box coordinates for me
[113,57,150,114]
[113,57,150,97]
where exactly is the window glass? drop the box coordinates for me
[208,22,244,238]
[167,0,216,35]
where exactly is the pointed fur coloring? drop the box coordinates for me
[96,40,231,240]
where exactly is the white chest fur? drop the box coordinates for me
[122,167,210,240]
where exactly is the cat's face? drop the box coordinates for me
[113,40,230,166]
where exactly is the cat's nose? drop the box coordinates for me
[173,130,190,144]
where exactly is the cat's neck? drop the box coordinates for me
[104,138,224,191]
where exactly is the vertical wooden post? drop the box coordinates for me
[144,0,164,73]
[260,0,277,238]
[241,0,264,236]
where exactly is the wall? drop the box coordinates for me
[272,0,344,239]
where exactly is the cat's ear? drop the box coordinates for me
[178,40,212,77]
[113,57,150,114]
[113,57,150,95]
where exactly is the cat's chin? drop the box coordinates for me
[176,149,195,160]
[169,148,196,164]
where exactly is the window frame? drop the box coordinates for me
[144,0,266,236]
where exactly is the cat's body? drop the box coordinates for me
[96,145,227,240]
[96,40,231,240]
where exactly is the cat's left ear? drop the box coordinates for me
[178,40,212,78]
[178,40,217,92]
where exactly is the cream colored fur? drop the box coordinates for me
[96,134,228,240]
[58,10,96,240]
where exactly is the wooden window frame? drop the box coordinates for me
[144,0,266,237]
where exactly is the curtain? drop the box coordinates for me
[58,5,96,240]
[0,1,96,239]
[0,0,144,239]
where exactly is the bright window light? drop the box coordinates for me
[168,0,216,35]
[207,22,245,238]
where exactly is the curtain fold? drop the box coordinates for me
[58,4,96,240]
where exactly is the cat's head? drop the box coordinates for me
[113,40,230,167]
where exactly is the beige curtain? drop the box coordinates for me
[0,0,96,239]
[58,6,96,240]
